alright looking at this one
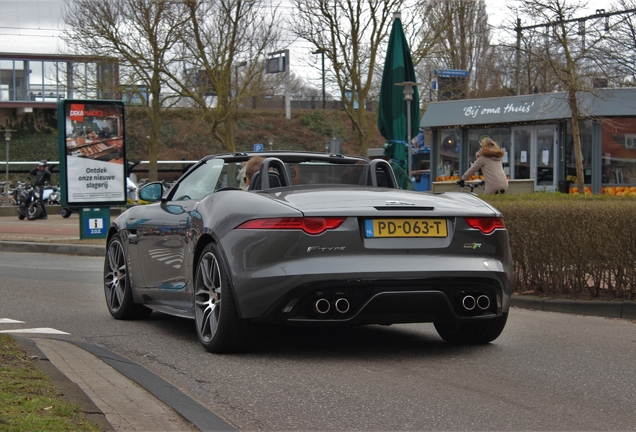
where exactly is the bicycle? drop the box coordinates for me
[456,180,484,195]
[0,182,17,206]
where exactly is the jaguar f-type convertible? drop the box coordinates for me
[104,151,512,353]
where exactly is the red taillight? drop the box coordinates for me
[464,217,505,234]
[237,217,346,235]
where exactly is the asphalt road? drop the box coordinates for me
[1,251,636,431]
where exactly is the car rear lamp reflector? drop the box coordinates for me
[464,217,505,234]
[237,217,346,235]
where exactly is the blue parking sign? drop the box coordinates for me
[253,143,264,152]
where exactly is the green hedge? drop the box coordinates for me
[483,193,636,300]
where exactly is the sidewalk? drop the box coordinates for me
[0,212,106,256]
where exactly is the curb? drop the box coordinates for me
[0,241,105,257]
[14,336,114,431]
[512,295,636,320]
[73,341,235,432]
[0,206,126,218]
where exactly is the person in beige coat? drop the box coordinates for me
[458,138,509,194]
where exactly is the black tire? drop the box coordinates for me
[103,234,152,320]
[194,243,255,353]
[61,207,73,218]
[18,213,25,220]
[434,313,508,344]
[26,203,42,220]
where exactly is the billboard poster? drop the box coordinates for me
[58,100,127,206]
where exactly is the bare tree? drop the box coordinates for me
[415,0,503,99]
[164,0,282,152]
[289,0,405,157]
[595,0,636,87]
[514,0,608,194]
[63,0,188,181]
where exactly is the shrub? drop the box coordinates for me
[483,193,636,300]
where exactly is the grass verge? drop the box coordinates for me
[0,335,100,431]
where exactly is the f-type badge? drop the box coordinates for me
[464,243,482,249]
[307,246,346,252]
[385,200,415,206]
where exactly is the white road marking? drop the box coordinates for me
[0,328,70,335]
[0,318,25,324]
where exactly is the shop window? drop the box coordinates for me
[565,120,593,184]
[467,128,511,179]
[436,129,460,181]
[602,118,636,189]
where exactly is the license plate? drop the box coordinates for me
[364,219,447,238]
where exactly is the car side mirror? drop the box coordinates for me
[139,182,164,202]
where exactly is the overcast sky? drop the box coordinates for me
[0,0,596,82]
[0,0,552,54]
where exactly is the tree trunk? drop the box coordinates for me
[568,89,585,195]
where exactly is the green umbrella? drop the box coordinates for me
[377,12,420,186]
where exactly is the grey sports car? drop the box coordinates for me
[104,151,512,353]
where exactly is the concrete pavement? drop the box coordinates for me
[1,208,635,430]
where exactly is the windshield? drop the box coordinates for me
[170,159,227,201]
[168,157,412,201]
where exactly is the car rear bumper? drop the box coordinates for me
[253,276,509,325]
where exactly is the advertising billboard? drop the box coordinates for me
[58,99,127,207]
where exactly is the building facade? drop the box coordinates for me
[420,88,636,194]
[0,52,118,124]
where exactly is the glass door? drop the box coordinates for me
[536,126,557,190]
[512,128,532,180]
[512,125,558,191]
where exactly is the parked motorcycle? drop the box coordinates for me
[60,206,78,218]
[43,184,61,205]
[13,182,43,220]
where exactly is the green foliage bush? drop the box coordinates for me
[299,110,343,137]
[483,193,636,300]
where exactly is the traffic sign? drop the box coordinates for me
[435,69,469,77]
[253,143,264,152]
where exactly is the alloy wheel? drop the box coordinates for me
[104,239,127,313]
[195,251,222,343]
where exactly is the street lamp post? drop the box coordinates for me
[395,82,419,180]
[234,61,247,99]
[4,129,15,206]
[312,50,326,109]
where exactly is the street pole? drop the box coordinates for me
[284,49,291,119]
[4,129,15,206]
[516,18,521,95]
[312,50,326,109]
[396,82,419,180]
[321,52,325,109]
[406,98,412,180]
[234,61,247,100]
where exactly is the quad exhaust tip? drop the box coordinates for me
[477,295,490,310]
[461,294,491,311]
[314,297,350,314]
[334,298,350,314]
[315,298,330,314]
[462,295,476,311]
